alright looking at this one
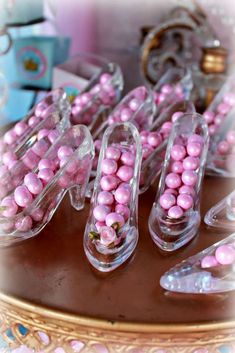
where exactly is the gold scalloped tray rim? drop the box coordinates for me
[1,291,235,334]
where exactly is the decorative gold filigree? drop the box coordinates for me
[0,292,235,353]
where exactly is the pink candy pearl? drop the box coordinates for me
[15,215,33,232]
[142,144,154,159]
[186,142,202,157]
[101,158,118,175]
[32,139,49,158]
[34,102,48,117]
[201,255,218,268]
[81,93,92,105]
[22,150,40,170]
[115,204,130,221]
[38,168,54,184]
[95,221,105,232]
[208,124,217,136]
[223,92,235,106]
[120,151,135,167]
[188,134,204,145]
[105,212,125,227]
[140,131,148,144]
[170,144,186,161]
[158,92,167,104]
[161,84,173,95]
[1,196,18,217]
[161,122,172,133]
[217,102,231,115]
[182,170,198,186]
[105,147,121,161]
[165,173,181,189]
[215,245,235,265]
[177,194,193,210]
[100,175,118,191]
[100,73,112,85]
[159,193,176,210]
[93,205,110,222]
[57,146,73,160]
[37,129,50,140]
[183,156,199,170]
[28,115,40,128]
[226,130,235,145]
[214,114,223,126]
[38,159,55,171]
[31,208,44,222]
[179,185,195,197]
[97,191,114,205]
[147,132,162,148]
[128,98,140,111]
[117,166,133,182]
[14,121,28,136]
[120,107,132,122]
[4,130,17,145]
[48,129,60,144]
[114,185,131,205]
[2,151,17,166]
[171,161,183,174]
[203,111,214,124]
[24,172,43,195]
[168,205,183,219]
[58,173,71,188]
[164,188,178,196]
[171,111,183,123]
[14,185,33,207]
[217,140,230,155]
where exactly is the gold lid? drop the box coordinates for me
[201,47,227,74]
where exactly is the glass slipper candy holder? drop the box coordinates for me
[0,125,94,247]
[84,122,142,272]
[67,52,123,134]
[0,104,71,200]
[204,189,235,232]
[139,99,196,194]
[152,67,193,117]
[0,88,70,159]
[160,232,235,294]
[148,113,209,252]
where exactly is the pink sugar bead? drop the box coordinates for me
[14,121,28,136]
[168,205,183,219]
[201,255,218,268]
[28,115,40,128]
[34,101,48,117]
[1,196,18,217]
[142,144,154,160]
[217,140,230,155]
[161,121,172,133]
[32,139,49,158]
[177,193,193,210]
[93,205,110,222]
[183,156,200,170]
[80,93,92,105]
[95,221,105,232]
[215,245,235,265]
[147,132,162,148]
[22,150,40,170]
[223,92,235,106]
[182,170,198,186]
[101,158,118,175]
[133,87,146,101]
[140,131,148,144]
[203,111,214,124]
[94,139,102,152]
[186,142,202,157]
[116,165,133,182]
[3,130,16,145]
[37,129,50,140]
[31,208,44,222]
[165,172,181,189]
[2,151,17,166]
[120,107,132,122]
[171,146,187,163]
[171,111,183,123]
[188,134,204,145]
[158,92,167,104]
[61,158,78,174]
[15,215,33,232]
[226,130,235,145]
[105,146,121,161]
[97,191,114,206]
[217,102,231,115]
[171,161,183,174]
[14,185,33,207]
[214,114,224,126]
[114,185,131,205]
[48,129,60,144]
[100,175,119,191]
[128,98,140,112]
[159,193,176,210]
[208,124,217,136]
[38,168,54,184]
[38,159,55,171]
[120,151,135,167]
[161,84,173,95]
[164,188,178,196]
[179,185,195,197]
[58,173,71,188]
[115,204,130,221]
[24,172,43,195]
[105,212,125,227]
[100,73,112,85]
[57,146,73,160]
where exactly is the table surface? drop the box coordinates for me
[0,176,234,326]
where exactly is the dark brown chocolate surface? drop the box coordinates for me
[0,177,235,324]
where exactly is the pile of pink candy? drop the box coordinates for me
[214,129,235,172]
[159,133,204,219]
[203,92,235,137]
[201,243,235,268]
[71,73,116,125]
[90,145,135,247]
[153,83,184,109]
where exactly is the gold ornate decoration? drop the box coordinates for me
[0,292,235,352]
